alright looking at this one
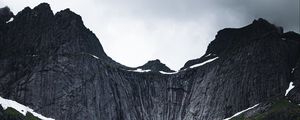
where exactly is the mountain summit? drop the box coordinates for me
[1,3,300,120]
[137,59,175,72]
[0,3,109,60]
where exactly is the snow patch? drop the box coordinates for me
[82,52,99,59]
[128,68,151,73]
[159,71,177,74]
[205,53,211,57]
[190,57,219,68]
[6,17,14,23]
[90,54,99,59]
[0,96,55,120]
[205,53,217,57]
[291,68,295,73]
[223,104,259,120]
[26,54,38,57]
[285,82,295,96]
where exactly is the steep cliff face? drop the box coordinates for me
[286,32,300,105]
[0,3,300,120]
[180,19,300,120]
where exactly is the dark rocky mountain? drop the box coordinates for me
[0,7,14,24]
[136,59,175,72]
[0,3,300,120]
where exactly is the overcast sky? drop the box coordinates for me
[1,0,299,70]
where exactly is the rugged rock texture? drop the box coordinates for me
[0,3,300,120]
[137,59,175,72]
[0,7,14,24]
[178,20,300,119]
[287,32,300,104]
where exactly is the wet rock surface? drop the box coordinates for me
[0,3,300,120]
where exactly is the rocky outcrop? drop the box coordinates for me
[0,7,14,24]
[0,3,300,120]
[137,59,175,72]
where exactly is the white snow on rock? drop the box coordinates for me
[291,68,295,73]
[87,53,99,59]
[190,57,219,69]
[204,53,217,57]
[0,96,55,120]
[223,104,259,120]
[128,68,151,73]
[127,69,177,74]
[159,71,177,74]
[285,82,295,96]
[6,17,14,23]
[205,53,212,57]
[91,54,99,59]
[81,52,99,59]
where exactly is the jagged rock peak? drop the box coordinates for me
[55,8,85,28]
[2,3,300,119]
[252,18,274,26]
[14,3,84,26]
[137,59,175,72]
[181,18,287,70]
[0,2,109,60]
[205,18,283,56]
[15,3,54,20]
[0,6,14,23]
[33,3,52,12]
[250,18,283,33]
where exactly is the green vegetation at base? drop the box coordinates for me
[231,99,300,120]
[0,106,41,120]
[4,107,24,118]
[25,112,40,120]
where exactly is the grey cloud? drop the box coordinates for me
[96,0,299,31]
[92,0,300,70]
[225,0,299,32]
